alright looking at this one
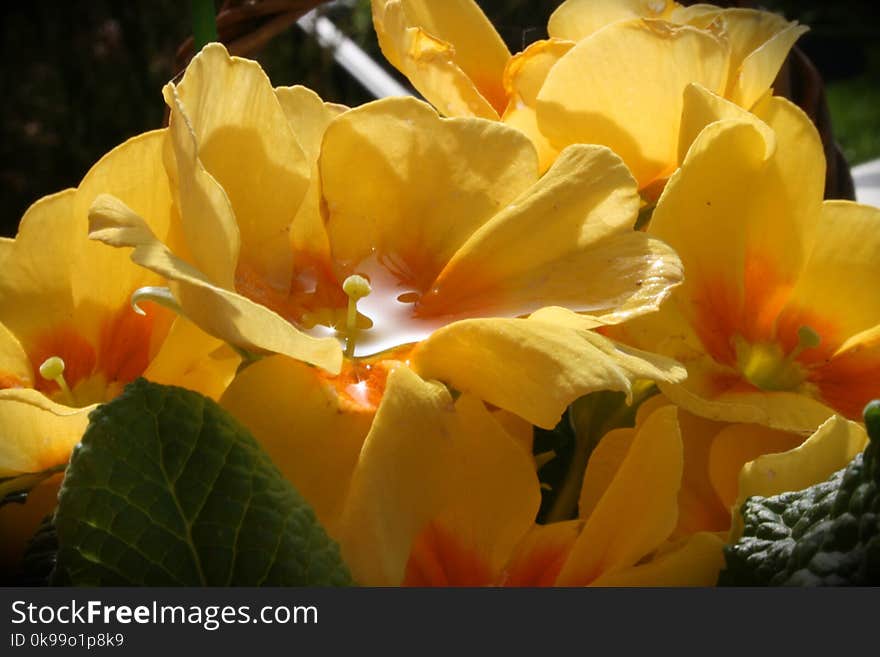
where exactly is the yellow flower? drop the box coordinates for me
[587,395,866,544]
[334,368,725,586]
[0,131,239,570]
[611,86,880,432]
[88,44,685,533]
[371,0,805,186]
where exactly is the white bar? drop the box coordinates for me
[852,158,880,208]
[297,10,414,100]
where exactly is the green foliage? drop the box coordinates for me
[52,379,353,586]
[827,74,880,165]
[189,0,218,52]
[719,401,880,586]
[18,516,59,587]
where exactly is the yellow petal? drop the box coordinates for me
[750,95,827,244]
[221,355,379,535]
[557,406,683,584]
[650,116,772,310]
[413,317,685,429]
[0,389,92,476]
[548,0,679,41]
[780,202,880,356]
[718,9,807,109]
[537,19,728,188]
[421,144,682,324]
[668,4,721,25]
[502,520,582,586]
[675,408,731,536]
[143,317,239,400]
[0,190,78,341]
[589,531,725,586]
[320,96,538,285]
[88,194,343,374]
[708,422,804,512]
[731,415,867,538]
[768,201,880,419]
[0,322,34,388]
[500,38,573,171]
[658,362,835,433]
[491,408,534,455]
[578,426,635,520]
[275,85,347,163]
[274,85,345,268]
[338,366,540,585]
[572,390,727,537]
[677,83,775,165]
[169,43,310,292]
[72,130,176,314]
[371,0,510,117]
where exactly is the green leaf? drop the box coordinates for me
[190,0,218,52]
[719,401,880,586]
[52,379,353,586]
[16,515,59,586]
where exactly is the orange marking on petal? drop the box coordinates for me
[403,520,494,587]
[641,177,668,204]
[319,360,390,413]
[0,373,25,389]
[501,526,579,587]
[811,347,880,421]
[691,277,740,366]
[774,306,839,365]
[741,254,791,344]
[692,253,793,368]
[319,350,411,413]
[707,371,757,397]
[235,256,348,327]
[97,304,172,386]
[28,327,96,395]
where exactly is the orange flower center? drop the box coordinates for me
[236,253,463,359]
[1,304,172,407]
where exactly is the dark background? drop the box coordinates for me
[1,0,877,237]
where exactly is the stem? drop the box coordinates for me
[344,296,358,357]
[191,0,218,52]
[543,384,657,523]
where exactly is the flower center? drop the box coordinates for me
[303,255,450,359]
[734,325,820,392]
[14,305,172,407]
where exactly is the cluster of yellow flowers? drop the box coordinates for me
[1,0,877,585]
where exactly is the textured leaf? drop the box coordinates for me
[17,515,59,586]
[719,402,880,586]
[52,379,353,586]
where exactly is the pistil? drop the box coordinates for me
[735,324,821,392]
[38,356,75,405]
[342,274,372,357]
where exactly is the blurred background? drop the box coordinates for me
[1,0,877,236]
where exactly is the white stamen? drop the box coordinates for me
[131,286,183,317]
